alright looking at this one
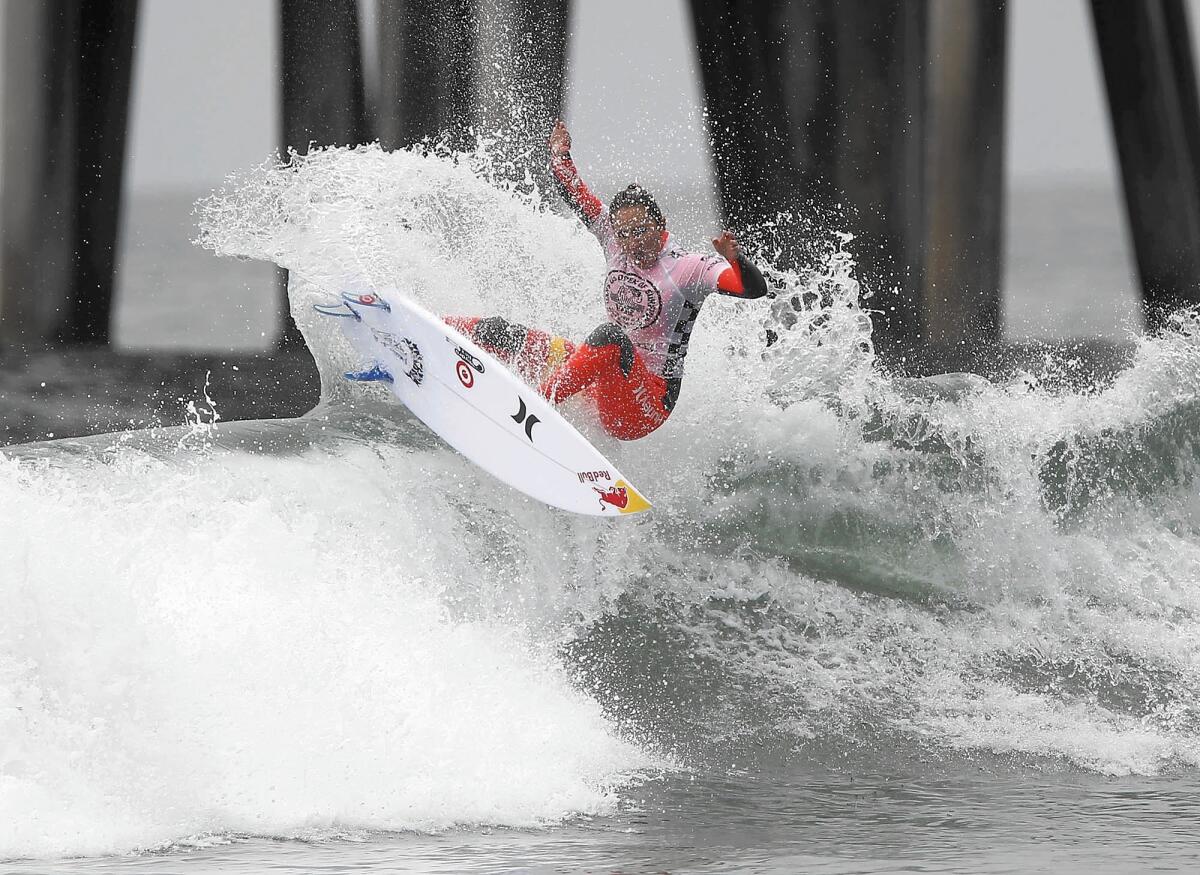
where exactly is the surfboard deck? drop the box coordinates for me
[315,286,651,517]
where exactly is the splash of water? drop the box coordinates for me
[5,142,1200,861]
[0,433,662,859]
[197,143,1200,778]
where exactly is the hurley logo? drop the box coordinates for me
[511,396,540,441]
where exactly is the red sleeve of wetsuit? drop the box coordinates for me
[550,153,604,224]
[717,261,745,294]
[716,255,769,299]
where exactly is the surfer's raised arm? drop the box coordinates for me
[712,230,769,300]
[548,120,605,227]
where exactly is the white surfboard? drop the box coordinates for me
[315,285,651,517]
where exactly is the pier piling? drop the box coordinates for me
[278,0,368,349]
[690,0,929,353]
[923,0,1007,347]
[1,0,138,348]
[376,0,477,150]
[280,0,368,153]
[1091,0,1200,327]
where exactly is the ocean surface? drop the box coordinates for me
[3,146,1198,874]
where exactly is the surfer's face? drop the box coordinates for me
[612,205,665,269]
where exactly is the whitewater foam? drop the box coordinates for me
[0,431,661,859]
[196,144,1200,779]
[5,141,1200,860]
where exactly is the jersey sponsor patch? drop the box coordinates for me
[604,270,663,330]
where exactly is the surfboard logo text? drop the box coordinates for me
[577,470,612,483]
[352,292,390,311]
[371,329,423,385]
[511,396,540,441]
[448,341,485,374]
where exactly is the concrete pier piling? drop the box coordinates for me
[923,0,1007,347]
[474,0,571,165]
[826,1,929,351]
[687,1,833,258]
[278,0,369,349]
[1091,0,1200,327]
[377,0,478,150]
[1,0,139,348]
[280,0,368,153]
[689,0,929,353]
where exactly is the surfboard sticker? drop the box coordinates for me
[316,286,652,517]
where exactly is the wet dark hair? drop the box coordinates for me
[609,184,664,226]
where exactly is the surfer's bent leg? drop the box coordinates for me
[443,315,527,361]
[540,323,671,441]
[444,315,574,382]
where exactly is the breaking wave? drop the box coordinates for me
[3,143,1200,859]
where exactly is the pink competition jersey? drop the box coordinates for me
[587,210,732,379]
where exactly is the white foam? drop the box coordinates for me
[195,144,1200,782]
[0,445,660,859]
[9,142,1200,859]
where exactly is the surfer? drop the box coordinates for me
[450,120,769,441]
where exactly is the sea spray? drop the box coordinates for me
[4,140,1200,861]
[0,437,662,859]
[195,143,1200,778]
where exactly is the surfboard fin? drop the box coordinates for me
[341,291,391,312]
[345,364,394,384]
[313,301,361,320]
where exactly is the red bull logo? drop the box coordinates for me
[593,484,629,510]
[588,479,651,515]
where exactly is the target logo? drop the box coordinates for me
[342,291,390,312]
[456,359,474,388]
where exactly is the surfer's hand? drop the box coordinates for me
[549,120,572,158]
[712,231,741,262]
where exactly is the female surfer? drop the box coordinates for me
[449,120,769,441]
